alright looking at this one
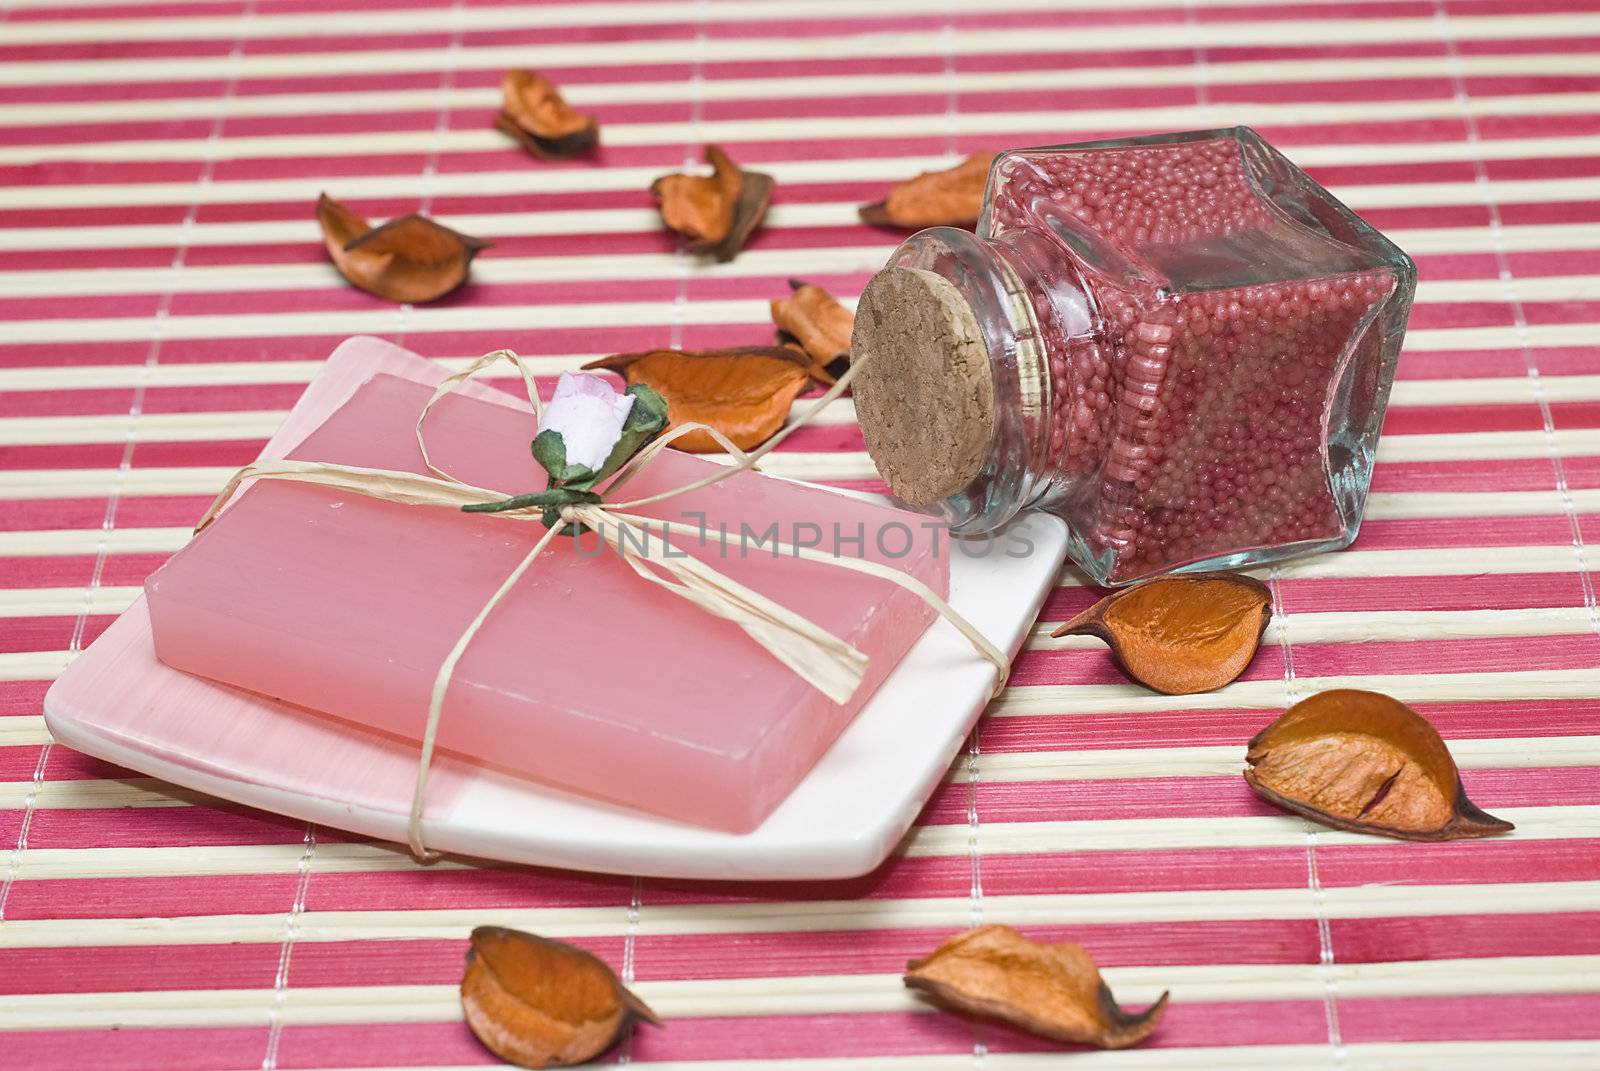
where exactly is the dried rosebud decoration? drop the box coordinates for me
[771,278,854,383]
[906,925,1167,1050]
[584,346,811,452]
[1246,689,1515,841]
[537,372,636,472]
[860,151,997,230]
[1052,572,1271,694]
[497,70,599,159]
[316,193,489,304]
[461,927,659,1069]
[651,145,774,261]
[463,378,668,530]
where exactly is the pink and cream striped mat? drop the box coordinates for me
[3,0,1600,1067]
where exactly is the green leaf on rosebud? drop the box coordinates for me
[530,429,597,485]
[461,486,603,515]
[475,383,669,535]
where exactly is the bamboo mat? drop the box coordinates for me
[3,0,1600,1067]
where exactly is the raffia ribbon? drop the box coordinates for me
[197,349,1010,861]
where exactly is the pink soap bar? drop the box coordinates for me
[145,374,946,832]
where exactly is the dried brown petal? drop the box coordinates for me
[497,70,599,159]
[583,347,810,452]
[1246,689,1515,841]
[1052,572,1271,694]
[906,925,1166,1050]
[316,192,369,249]
[461,927,659,1069]
[316,193,488,304]
[859,152,997,230]
[651,145,774,261]
[771,278,854,384]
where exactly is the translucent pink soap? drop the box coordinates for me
[145,374,946,832]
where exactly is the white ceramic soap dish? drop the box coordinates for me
[44,337,1068,880]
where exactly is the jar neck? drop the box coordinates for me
[871,225,1099,533]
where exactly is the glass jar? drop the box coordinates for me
[851,126,1416,585]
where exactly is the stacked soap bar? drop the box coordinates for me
[145,374,945,833]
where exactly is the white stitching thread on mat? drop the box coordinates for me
[1304,830,1344,1064]
[1269,576,1346,1066]
[1433,1,1600,640]
[0,0,259,926]
[261,822,317,1070]
[1182,0,1217,123]
[939,3,959,166]
[394,0,467,349]
[939,9,987,1066]
[617,875,645,1065]
[962,718,987,1064]
[622,5,705,1061]
[965,733,985,932]
[0,732,48,924]
[667,0,710,353]
[0,0,61,924]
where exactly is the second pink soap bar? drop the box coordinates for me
[146,374,947,832]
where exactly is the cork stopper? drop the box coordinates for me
[851,267,995,506]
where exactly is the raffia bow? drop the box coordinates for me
[197,349,1009,861]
